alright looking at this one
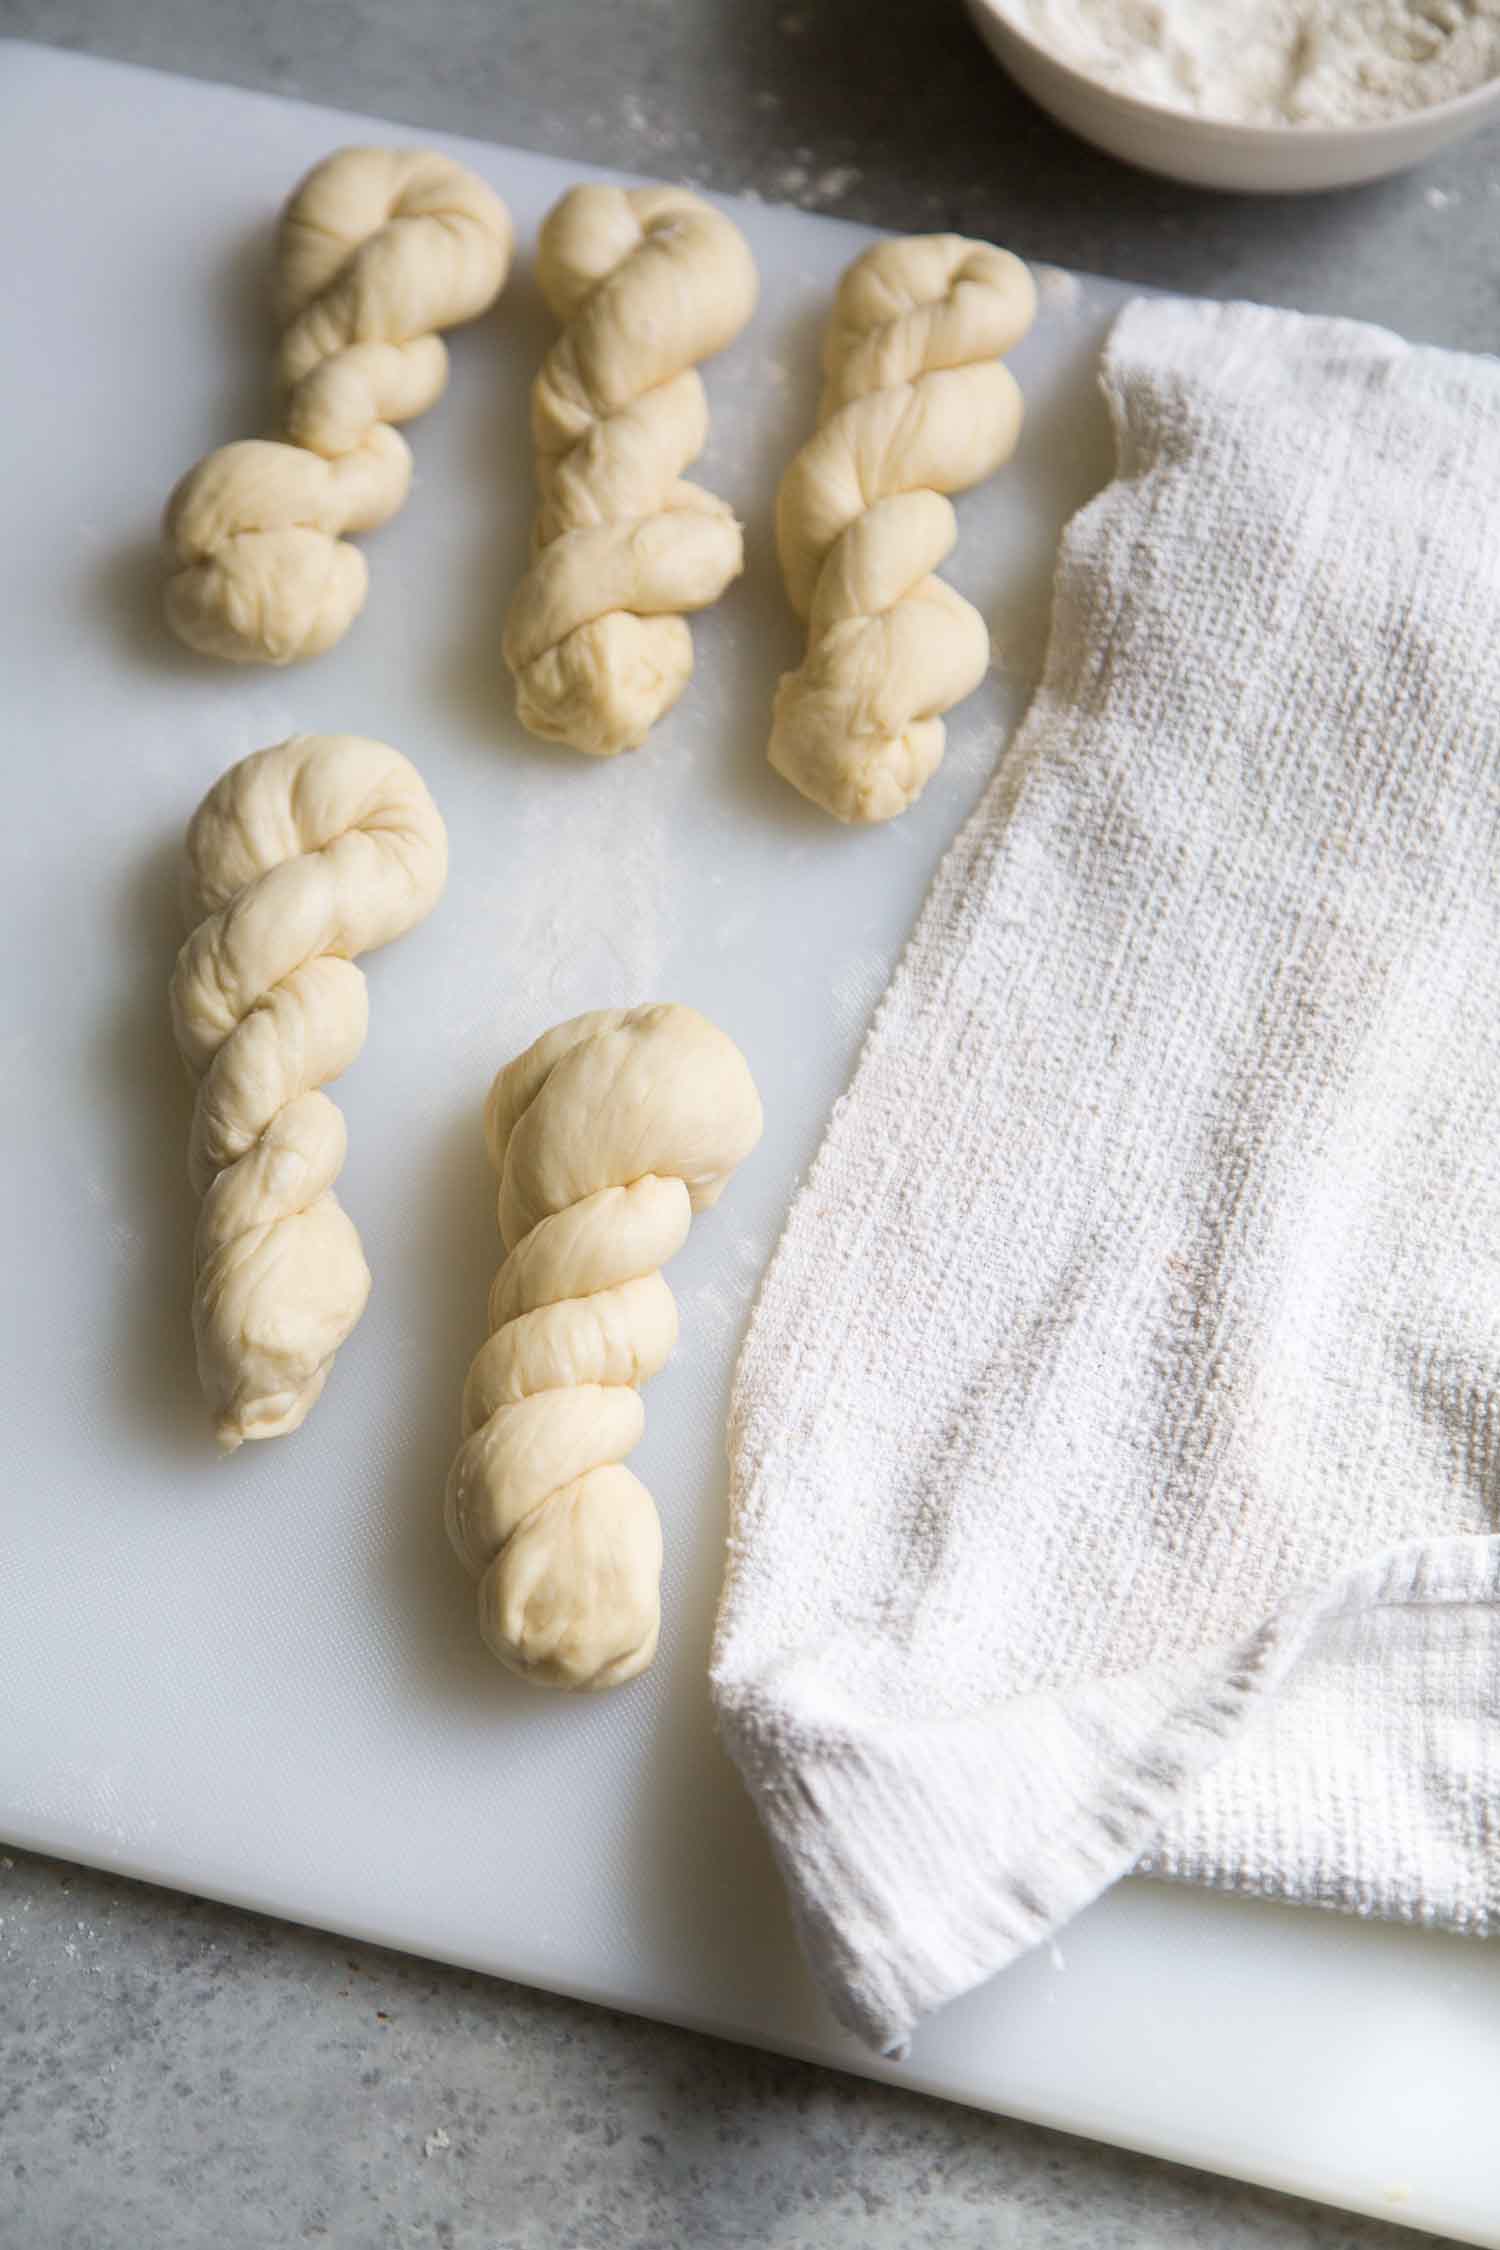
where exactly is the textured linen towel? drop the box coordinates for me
[711,297,1500,2056]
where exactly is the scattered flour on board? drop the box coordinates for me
[943,715,1012,789]
[1012,0,1500,125]
[1032,262,1084,314]
[683,1233,772,1352]
[830,948,896,1044]
[686,1277,738,1351]
[454,757,678,1064]
[735,1230,773,1280]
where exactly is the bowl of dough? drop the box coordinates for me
[964,0,1500,192]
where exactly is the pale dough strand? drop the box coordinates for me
[769,234,1036,824]
[170,734,447,1449]
[503,185,759,757]
[447,1005,763,1690]
[164,148,513,665]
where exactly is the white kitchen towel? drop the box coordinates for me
[711,296,1500,2056]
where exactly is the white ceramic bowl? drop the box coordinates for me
[964,0,1500,192]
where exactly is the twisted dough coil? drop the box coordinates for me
[503,186,759,757]
[768,234,1035,824]
[165,148,513,665]
[170,735,447,1450]
[447,1005,763,1690]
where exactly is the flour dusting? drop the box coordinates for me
[1033,262,1084,314]
[830,948,894,1043]
[455,764,676,1063]
[807,164,863,206]
[619,90,678,155]
[1013,0,1500,124]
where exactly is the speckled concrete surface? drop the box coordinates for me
[0,1851,1459,2250]
[0,5,1493,2244]
[4,0,1500,348]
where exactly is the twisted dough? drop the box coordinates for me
[768,235,1036,824]
[446,1005,763,1690]
[165,148,513,665]
[169,735,447,1450]
[503,186,759,757]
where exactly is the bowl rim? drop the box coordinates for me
[967,0,1500,146]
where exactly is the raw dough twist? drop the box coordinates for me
[169,735,448,1450]
[447,1005,763,1690]
[165,148,513,665]
[503,185,759,757]
[769,235,1036,824]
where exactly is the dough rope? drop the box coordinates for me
[503,185,759,757]
[447,1005,762,1690]
[768,234,1036,824]
[165,147,513,665]
[169,735,447,1450]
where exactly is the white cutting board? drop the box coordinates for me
[3,42,1498,2241]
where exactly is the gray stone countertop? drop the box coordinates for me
[1,3,1493,2245]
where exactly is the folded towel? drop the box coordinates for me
[711,296,1500,2057]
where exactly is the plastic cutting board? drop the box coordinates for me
[3,42,1499,2241]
